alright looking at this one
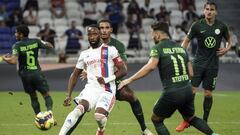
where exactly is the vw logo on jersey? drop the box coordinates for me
[215,29,220,35]
[204,36,216,48]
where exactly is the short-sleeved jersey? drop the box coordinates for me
[108,37,127,62]
[12,38,49,73]
[187,19,229,69]
[76,44,120,93]
[150,39,190,90]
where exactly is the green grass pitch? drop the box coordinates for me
[0,91,239,135]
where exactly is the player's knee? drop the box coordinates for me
[94,113,107,122]
[192,87,197,93]
[204,90,212,97]
[119,87,136,102]
[151,113,163,123]
[74,104,85,115]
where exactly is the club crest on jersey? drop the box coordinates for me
[215,29,220,35]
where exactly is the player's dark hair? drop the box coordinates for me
[87,24,100,30]
[97,19,112,27]
[204,1,218,10]
[16,24,29,37]
[151,21,171,38]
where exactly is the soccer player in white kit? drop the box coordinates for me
[59,24,127,135]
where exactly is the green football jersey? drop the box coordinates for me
[108,37,127,62]
[150,39,190,90]
[187,19,229,69]
[12,38,49,73]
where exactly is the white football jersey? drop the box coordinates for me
[76,44,120,93]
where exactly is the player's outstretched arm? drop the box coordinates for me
[118,57,158,89]
[64,68,83,106]
[44,41,54,49]
[187,62,193,80]
[181,37,191,49]
[2,54,17,65]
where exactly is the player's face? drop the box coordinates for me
[151,30,160,44]
[99,22,112,40]
[15,31,22,41]
[87,27,101,48]
[204,4,217,20]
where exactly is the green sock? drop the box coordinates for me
[189,116,214,135]
[203,96,213,122]
[44,96,53,111]
[30,96,40,115]
[153,122,170,135]
[130,99,146,131]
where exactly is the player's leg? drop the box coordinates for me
[59,100,89,135]
[151,113,170,135]
[176,66,203,131]
[29,91,41,115]
[95,91,115,135]
[34,72,53,112]
[151,93,176,135]
[178,88,218,135]
[202,68,218,122]
[116,84,152,134]
[21,75,41,115]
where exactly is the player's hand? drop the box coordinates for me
[97,77,105,85]
[217,48,229,56]
[63,96,71,106]
[118,79,131,90]
[80,71,87,81]
[2,53,11,60]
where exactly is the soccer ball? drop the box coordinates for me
[35,112,53,130]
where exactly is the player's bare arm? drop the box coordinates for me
[2,54,18,65]
[217,36,232,56]
[181,37,191,49]
[43,41,54,49]
[97,57,127,85]
[64,68,83,106]
[187,62,193,80]
[118,57,158,89]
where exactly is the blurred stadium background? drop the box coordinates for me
[0,0,239,91]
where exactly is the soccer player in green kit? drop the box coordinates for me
[2,25,56,123]
[99,19,153,135]
[118,21,219,135]
[176,1,232,132]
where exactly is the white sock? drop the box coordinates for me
[59,106,84,135]
[95,113,107,131]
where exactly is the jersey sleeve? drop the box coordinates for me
[12,44,19,56]
[110,46,120,59]
[187,22,197,40]
[116,40,128,62]
[110,46,123,65]
[75,53,85,69]
[149,45,160,59]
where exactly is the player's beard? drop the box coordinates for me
[89,38,101,48]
